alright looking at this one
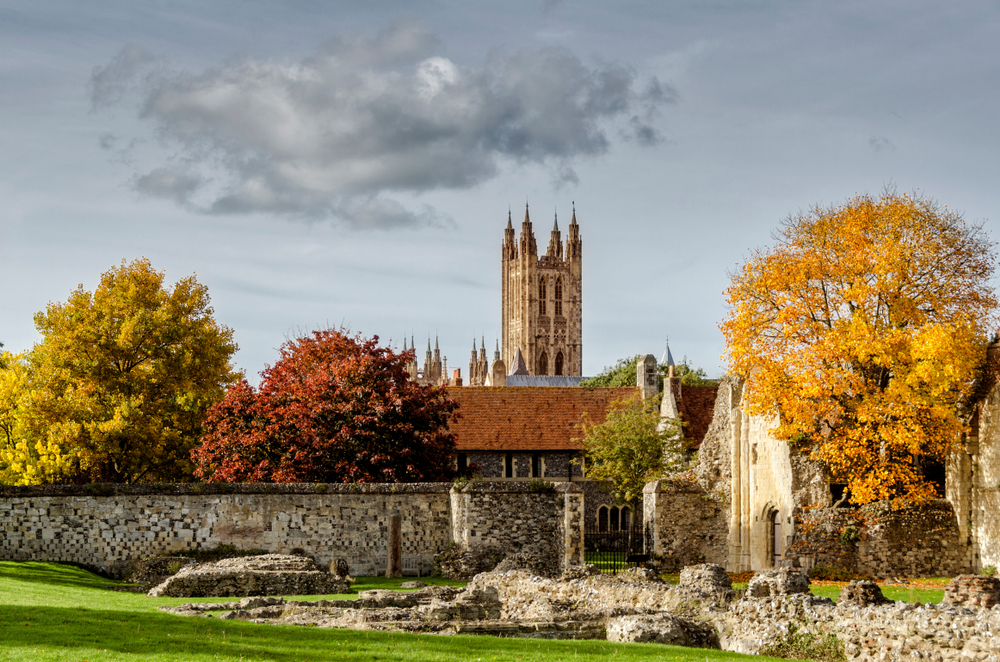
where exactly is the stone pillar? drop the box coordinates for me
[643,479,665,558]
[385,514,402,578]
[560,484,585,570]
[637,354,658,400]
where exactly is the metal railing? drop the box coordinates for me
[583,522,651,574]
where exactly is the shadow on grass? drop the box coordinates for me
[0,561,115,591]
[0,603,766,662]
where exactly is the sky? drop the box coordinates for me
[2,1,999,381]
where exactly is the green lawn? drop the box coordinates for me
[807,584,944,604]
[0,561,795,662]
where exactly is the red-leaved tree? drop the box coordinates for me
[192,329,460,483]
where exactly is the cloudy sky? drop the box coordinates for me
[2,1,999,380]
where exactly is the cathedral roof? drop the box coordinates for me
[509,347,529,375]
[446,386,640,452]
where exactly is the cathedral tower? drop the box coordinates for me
[501,203,583,376]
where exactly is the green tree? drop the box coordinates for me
[575,397,685,510]
[579,355,642,388]
[0,258,240,484]
[673,356,716,386]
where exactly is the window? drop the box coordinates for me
[531,453,542,478]
[597,505,631,532]
[555,352,564,376]
[554,278,563,316]
[538,277,546,315]
[504,453,514,478]
[538,351,548,375]
[457,453,467,472]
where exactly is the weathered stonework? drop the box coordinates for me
[644,478,727,572]
[148,554,352,598]
[788,500,967,578]
[942,575,1000,609]
[449,481,584,573]
[0,482,582,578]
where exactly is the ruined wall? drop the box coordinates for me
[0,481,583,578]
[450,482,584,571]
[644,477,728,572]
[788,500,969,578]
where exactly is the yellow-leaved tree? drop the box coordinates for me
[722,191,997,506]
[0,258,240,484]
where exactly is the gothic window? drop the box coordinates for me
[555,352,564,376]
[598,506,609,532]
[538,277,546,315]
[609,506,620,531]
[538,352,548,375]
[554,277,563,316]
[620,506,631,531]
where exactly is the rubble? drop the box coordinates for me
[148,554,352,598]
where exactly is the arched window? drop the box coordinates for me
[770,509,782,567]
[554,278,563,316]
[620,506,631,531]
[609,506,620,531]
[538,277,546,315]
[537,351,548,375]
[598,506,609,532]
[555,352,564,376]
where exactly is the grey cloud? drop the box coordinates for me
[869,135,895,152]
[96,21,669,225]
[97,132,116,149]
[133,166,204,205]
[89,44,157,110]
[624,116,662,146]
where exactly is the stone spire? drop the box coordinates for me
[566,201,581,259]
[546,211,563,259]
[479,336,487,363]
[503,208,517,260]
[509,347,530,376]
[519,203,537,257]
[494,339,501,362]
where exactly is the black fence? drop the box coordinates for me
[583,522,652,574]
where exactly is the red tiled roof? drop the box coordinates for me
[446,387,640,451]
[678,385,718,449]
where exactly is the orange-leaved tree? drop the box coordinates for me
[722,191,997,506]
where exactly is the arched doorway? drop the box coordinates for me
[769,509,782,567]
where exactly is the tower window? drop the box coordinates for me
[538,352,548,375]
[555,352,564,376]
[554,278,563,316]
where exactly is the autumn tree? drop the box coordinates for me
[576,397,685,511]
[722,191,997,506]
[0,258,240,484]
[193,329,460,483]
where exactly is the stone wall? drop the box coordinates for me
[0,481,582,578]
[450,482,584,572]
[787,500,970,578]
[644,477,728,572]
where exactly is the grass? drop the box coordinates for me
[0,561,795,662]
[807,580,946,604]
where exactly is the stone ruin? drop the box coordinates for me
[155,562,1000,661]
[148,554,352,598]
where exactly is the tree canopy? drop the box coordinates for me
[0,258,239,484]
[579,354,714,388]
[722,191,997,506]
[193,328,460,483]
[576,396,685,508]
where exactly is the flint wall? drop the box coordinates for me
[0,482,583,578]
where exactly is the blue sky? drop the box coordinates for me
[2,1,999,380]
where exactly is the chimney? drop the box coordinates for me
[452,368,463,387]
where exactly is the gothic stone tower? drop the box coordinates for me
[501,203,583,376]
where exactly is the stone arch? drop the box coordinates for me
[761,502,782,568]
[555,352,564,376]
[537,351,548,375]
